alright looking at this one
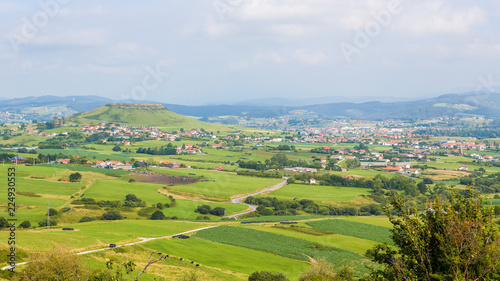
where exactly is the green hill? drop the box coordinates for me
[70,103,214,129]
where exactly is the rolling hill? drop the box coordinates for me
[70,103,214,129]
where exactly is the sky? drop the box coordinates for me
[0,0,499,105]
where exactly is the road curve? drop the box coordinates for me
[224,179,288,219]
[1,225,218,271]
[2,180,289,270]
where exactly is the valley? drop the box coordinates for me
[0,103,499,280]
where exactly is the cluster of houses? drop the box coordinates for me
[283,167,318,173]
[440,141,487,151]
[80,123,178,142]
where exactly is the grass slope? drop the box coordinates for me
[262,184,371,203]
[70,103,213,129]
[143,238,309,280]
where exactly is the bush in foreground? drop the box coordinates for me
[298,259,355,281]
[249,271,290,281]
[369,187,500,280]
[16,246,88,281]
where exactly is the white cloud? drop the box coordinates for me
[400,2,486,34]
[232,0,316,21]
[294,49,327,65]
[254,52,287,64]
[31,28,108,47]
[270,24,307,36]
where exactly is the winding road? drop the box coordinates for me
[224,179,288,218]
[2,179,289,271]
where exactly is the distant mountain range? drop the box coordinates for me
[0,92,499,122]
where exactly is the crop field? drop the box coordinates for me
[143,237,310,280]
[306,219,393,245]
[261,184,371,203]
[195,225,370,273]
[240,224,380,255]
[340,216,393,228]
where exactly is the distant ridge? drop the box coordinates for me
[1,92,499,121]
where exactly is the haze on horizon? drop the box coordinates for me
[0,0,499,105]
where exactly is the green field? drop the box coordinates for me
[261,184,371,203]
[195,225,370,273]
[83,179,246,219]
[150,169,282,199]
[306,219,393,245]
[0,220,214,252]
[340,216,393,228]
[143,237,310,280]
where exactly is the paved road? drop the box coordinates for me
[1,225,218,271]
[224,179,288,219]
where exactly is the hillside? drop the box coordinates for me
[70,103,214,129]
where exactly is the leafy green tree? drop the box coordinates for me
[423,177,434,184]
[210,207,225,217]
[69,172,82,182]
[369,187,500,280]
[112,145,122,152]
[249,271,290,281]
[78,216,95,223]
[125,194,142,202]
[101,210,123,220]
[417,181,428,194]
[150,210,165,220]
[195,205,211,214]
[19,221,31,228]
[344,158,360,168]
[0,217,9,229]
[38,220,57,227]
[47,208,58,216]
[271,153,288,166]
